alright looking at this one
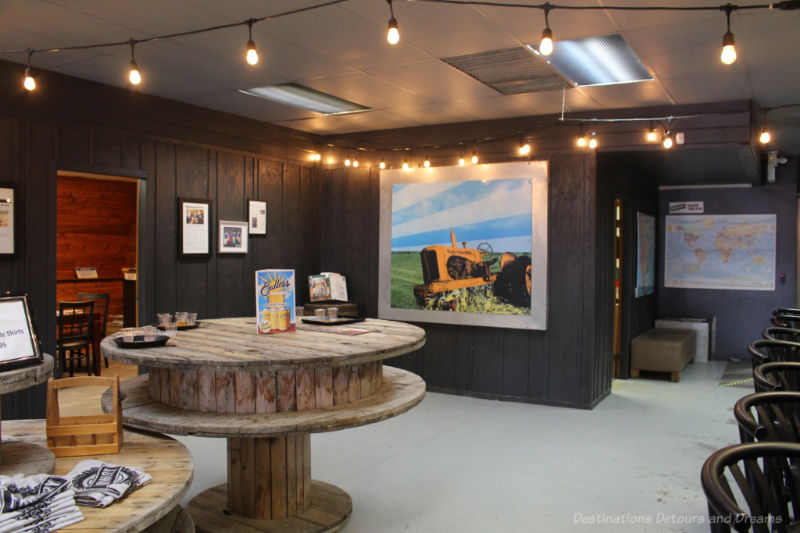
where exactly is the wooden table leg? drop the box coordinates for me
[188,434,352,533]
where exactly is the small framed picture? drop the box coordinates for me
[0,184,17,257]
[219,220,248,254]
[248,200,267,235]
[0,294,43,371]
[178,198,212,258]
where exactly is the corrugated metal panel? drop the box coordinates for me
[441,47,566,95]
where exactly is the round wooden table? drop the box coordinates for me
[1,419,194,533]
[101,317,426,533]
[0,355,54,476]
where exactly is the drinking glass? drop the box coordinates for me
[188,313,198,325]
[163,321,178,338]
[175,312,188,327]
[157,313,171,327]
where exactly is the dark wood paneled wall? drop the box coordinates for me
[321,154,612,408]
[0,60,320,420]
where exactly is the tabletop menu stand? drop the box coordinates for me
[101,317,426,533]
[0,354,55,476]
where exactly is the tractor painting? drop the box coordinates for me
[413,228,531,310]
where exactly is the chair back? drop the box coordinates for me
[701,442,800,533]
[774,308,800,317]
[734,392,800,443]
[57,300,94,343]
[748,339,800,368]
[762,327,800,343]
[78,292,110,337]
[754,362,800,393]
[772,314,800,329]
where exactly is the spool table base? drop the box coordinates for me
[188,480,352,533]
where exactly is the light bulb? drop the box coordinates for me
[387,19,399,45]
[471,153,478,164]
[540,27,554,56]
[379,160,386,169]
[353,160,359,168]
[246,40,259,65]
[663,135,673,149]
[646,129,657,142]
[344,157,351,167]
[760,129,771,144]
[128,61,141,85]
[423,159,430,168]
[519,142,531,155]
[720,32,736,65]
[459,157,465,166]
[402,160,409,170]
[588,137,598,149]
[23,68,35,91]
[576,136,587,148]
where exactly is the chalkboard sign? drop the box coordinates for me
[0,295,42,370]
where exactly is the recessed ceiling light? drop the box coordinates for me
[239,83,371,115]
[528,34,652,87]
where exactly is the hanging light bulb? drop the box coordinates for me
[423,157,430,168]
[386,0,399,45]
[588,132,598,149]
[344,156,351,167]
[402,158,409,170]
[245,20,259,66]
[128,41,141,85]
[663,131,673,149]
[459,156,465,166]
[519,138,531,156]
[759,127,771,144]
[353,159,359,168]
[379,158,386,169]
[539,5,554,56]
[646,121,657,142]
[23,50,36,91]
[471,150,478,164]
[720,5,737,65]
[576,132,588,148]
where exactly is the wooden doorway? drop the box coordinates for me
[56,171,140,343]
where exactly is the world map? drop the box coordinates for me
[664,214,776,290]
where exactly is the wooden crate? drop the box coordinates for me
[46,376,123,457]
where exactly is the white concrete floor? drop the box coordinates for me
[175,361,746,532]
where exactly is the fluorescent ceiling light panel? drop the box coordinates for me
[528,34,652,87]
[240,83,371,115]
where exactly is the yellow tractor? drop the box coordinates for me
[413,229,531,308]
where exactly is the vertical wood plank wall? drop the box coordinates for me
[0,61,321,420]
[321,154,614,408]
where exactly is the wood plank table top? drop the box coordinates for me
[0,354,53,395]
[100,318,426,371]
[1,419,194,533]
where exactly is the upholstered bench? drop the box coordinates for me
[630,328,697,382]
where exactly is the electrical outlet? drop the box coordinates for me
[676,132,685,145]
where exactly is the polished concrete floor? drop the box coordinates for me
[174,360,747,532]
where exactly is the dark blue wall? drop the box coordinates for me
[657,159,798,358]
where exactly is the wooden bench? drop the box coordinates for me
[630,328,697,382]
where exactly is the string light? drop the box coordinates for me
[379,158,386,169]
[128,41,141,85]
[576,132,588,148]
[588,132,598,149]
[518,138,531,155]
[23,50,36,91]
[402,158,410,169]
[663,131,674,149]
[386,0,400,45]
[459,156,466,166]
[471,150,479,164]
[539,4,554,56]
[423,156,431,167]
[646,121,658,142]
[720,4,737,65]
[759,126,771,144]
[344,156,351,167]
[353,158,359,167]
[245,19,259,65]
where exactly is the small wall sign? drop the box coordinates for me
[668,201,704,214]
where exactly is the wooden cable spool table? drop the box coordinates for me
[0,354,55,476]
[100,317,426,533]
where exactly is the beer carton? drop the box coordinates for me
[256,269,296,334]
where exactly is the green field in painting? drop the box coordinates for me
[390,251,530,314]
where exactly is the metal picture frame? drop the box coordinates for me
[0,293,43,371]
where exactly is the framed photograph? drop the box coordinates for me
[219,220,248,254]
[0,294,43,371]
[0,184,16,257]
[378,161,548,330]
[248,200,267,235]
[178,198,212,258]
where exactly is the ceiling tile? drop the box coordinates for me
[368,58,499,101]
[298,71,427,110]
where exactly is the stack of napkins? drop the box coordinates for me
[0,474,83,533]
[66,460,151,508]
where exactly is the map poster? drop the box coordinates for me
[664,214,776,291]
[635,212,655,297]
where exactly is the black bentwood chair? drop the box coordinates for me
[748,340,800,369]
[754,363,800,393]
[773,315,800,330]
[56,300,94,377]
[734,392,800,444]
[763,327,800,344]
[78,292,110,368]
[701,442,800,533]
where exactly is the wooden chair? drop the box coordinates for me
[772,314,800,329]
[748,339,800,368]
[57,300,94,377]
[762,327,800,343]
[78,292,110,368]
[701,442,800,532]
[46,376,123,457]
[754,363,800,393]
[734,392,800,444]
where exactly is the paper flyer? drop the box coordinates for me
[256,269,296,334]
